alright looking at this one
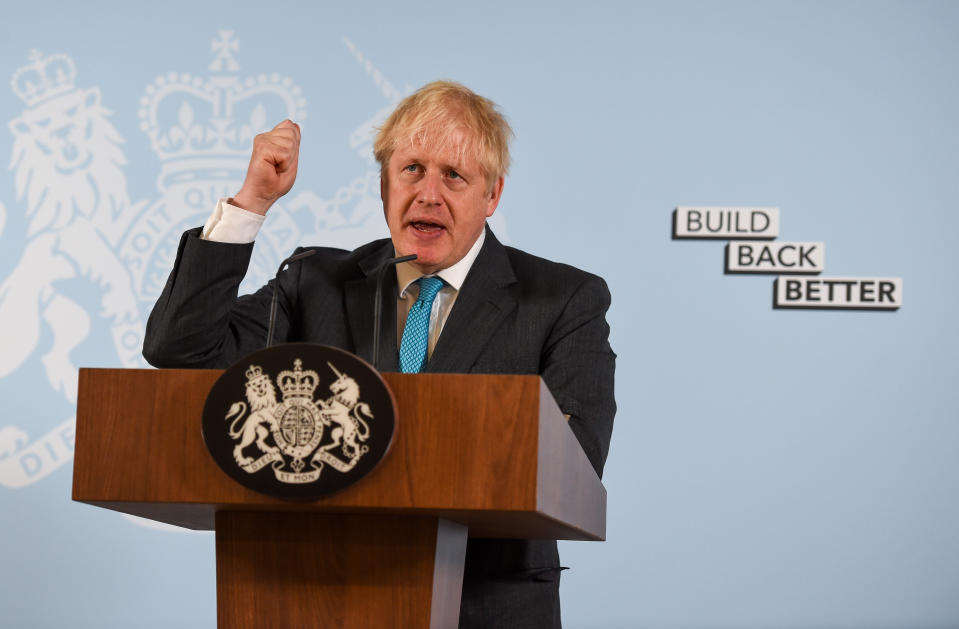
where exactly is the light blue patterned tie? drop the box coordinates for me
[399,276,445,373]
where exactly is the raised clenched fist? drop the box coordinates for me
[232,120,300,216]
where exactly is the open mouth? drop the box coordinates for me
[411,221,445,233]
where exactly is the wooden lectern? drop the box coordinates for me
[73,369,605,629]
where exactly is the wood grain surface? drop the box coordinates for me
[73,368,605,540]
[215,512,467,629]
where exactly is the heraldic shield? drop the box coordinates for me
[202,344,397,500]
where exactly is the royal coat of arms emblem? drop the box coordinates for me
[202,344,395,500]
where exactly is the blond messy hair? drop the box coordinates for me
[373,80,513,186]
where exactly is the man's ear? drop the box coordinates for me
[380,173,386,201]
[485,176,505,218]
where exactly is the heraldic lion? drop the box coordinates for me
[226,367,280,466]
[8,86,129,239]
[0,85,139,402]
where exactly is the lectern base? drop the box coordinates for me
[216,512,468,629]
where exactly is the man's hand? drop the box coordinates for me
[232,120,301,216]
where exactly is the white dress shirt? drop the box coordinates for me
[202,198,484,358]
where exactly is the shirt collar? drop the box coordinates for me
[396,227,486,297]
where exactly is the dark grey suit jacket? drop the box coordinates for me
[144,225,616,629]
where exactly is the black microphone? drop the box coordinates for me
[372,254,417,370]
[266,249,318,348]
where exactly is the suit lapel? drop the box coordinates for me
[345,242,399,372]
[426,229,517,374]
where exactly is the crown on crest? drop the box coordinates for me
[137,30,306,187]
[11,50,77,107]
[277,360,320,400]
[245,364,270,387]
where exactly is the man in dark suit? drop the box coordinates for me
[143,81,615,628]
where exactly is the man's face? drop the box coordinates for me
[381,136,503,275]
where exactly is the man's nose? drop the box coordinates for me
[416,170,443,205]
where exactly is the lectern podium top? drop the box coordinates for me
[73,369,605,540]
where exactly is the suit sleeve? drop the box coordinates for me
[540,273,616,478]
[142,228,296,368]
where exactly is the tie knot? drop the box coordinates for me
[399,275,446,374]
[416,276,444,301]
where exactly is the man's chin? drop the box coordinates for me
[408,256,444,275]
[396,242,447,273]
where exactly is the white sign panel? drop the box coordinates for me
[726,241,824,274]
[674,206,779,239]
[774,277,903,309]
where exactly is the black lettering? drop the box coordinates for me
[806,280,820,301]
[879,281,895,302]
[823,280,838,301]
[706,211,724,233]
[799,245,816,267]
[777,245,796,267]
[785,280,802,301]
[751,211,770,233]
[859,281,876,303]
[734,211,748,232]
[842,281,854,302]
[687,210,702,233]
[738,244,754,266]
[757,246,775,267]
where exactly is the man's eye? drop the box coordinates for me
[448,170,461,179]
[404,164,419,173]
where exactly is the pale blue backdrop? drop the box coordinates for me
[1,1,957,627]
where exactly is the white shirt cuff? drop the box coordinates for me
[201,198,266,244]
